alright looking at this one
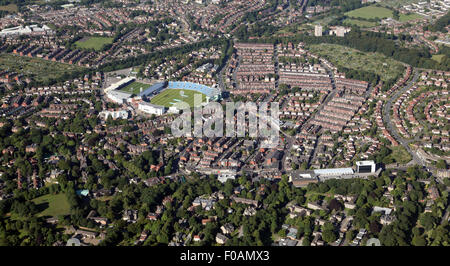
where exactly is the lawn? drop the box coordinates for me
[432,54,445,63]
[388,146,412,164]
[32,193,71,218]
[0,53,84,85]
[345,6,393,20]
[75,36,114,51]
[151,89,206,108]
[119,81,151,95]
[398,13,423,22]
[307,43,405,82]
[0,4,18,12]
[343,18,377,27]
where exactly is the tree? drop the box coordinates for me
[322,229,337,243]
[412,234,427,246]
[369,220,381,234]
[436,160,447,169]
[328,198,343,212]
[419,213,437,231]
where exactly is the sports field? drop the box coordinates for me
[119,81,150,95]
[345,6,393,19]
[151,89,207,108]
[32,193,71,217]
[345,5,422,22]
[75,36,114,51]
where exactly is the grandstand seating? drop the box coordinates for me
[167,81,221,100]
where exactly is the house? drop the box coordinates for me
[243,206,257,216]
[76,229,98,239]
[216,233,229,244]
[307,201,323,211]
[193,235,203,242]
[221,223,235,235]
[147,212,159,221]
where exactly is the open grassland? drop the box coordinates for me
[119,81,151,95]
[75,36,114,51]
[0,4,18,12]
[307,43,405,82]
[32,193,71,217]
[387,146,412,164]
[0,53,84,84]
[151,89,206,108]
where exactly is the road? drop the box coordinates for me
[382,69,427,167]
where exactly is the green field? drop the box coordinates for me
[307,43,405,82]
[0,4,18,12]
[119,81,151,95]
[398,13,423,22]
[345,5,422,22]
[151,89,207,108]
[343,18,377,27]
[345,6,393,19]
[32,193,71,217]
[432,54,445,63]
[0,53,84,84]
[75,36,114,51]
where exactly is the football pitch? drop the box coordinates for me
[119,81,151,95]
[75,36,114,51]
[151,89,207,108]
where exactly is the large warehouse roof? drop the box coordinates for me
[313,168,354,176]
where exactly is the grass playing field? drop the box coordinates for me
[345,6,393,19]
[151,89,207,108]
[119,81,151,95]
[32,193,71,218]
[75,36,114,51]
[345,5,422,22]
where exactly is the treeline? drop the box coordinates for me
[424,11,450,33]
[241,29,449,71]
[337,66,380,85]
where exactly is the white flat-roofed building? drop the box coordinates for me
[356,160,376,173]
[138,102,166,115]
[313,168,354,177]
[106,90,132,104]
